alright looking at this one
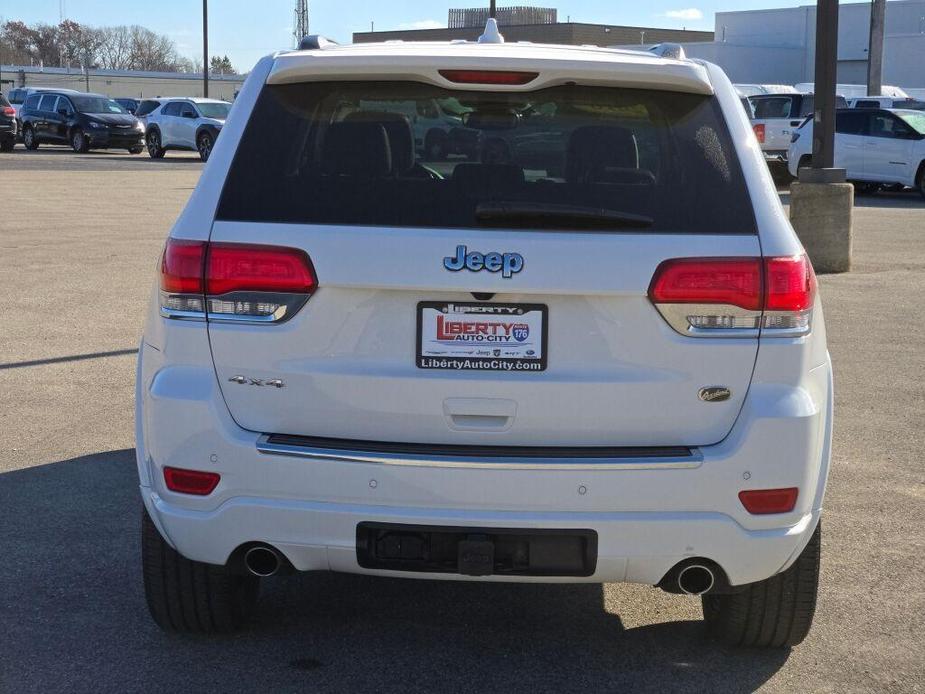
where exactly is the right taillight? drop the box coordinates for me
[159,238,317,323]
[763,254,816,332]
[753,123,765,143]
[648,254,816,337]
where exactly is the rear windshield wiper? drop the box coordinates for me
[475,202,654,230]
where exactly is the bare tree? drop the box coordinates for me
[128,25,180,71]
[1,21,36,64]
[175,56,203,74]
[2,19,202,74]
[96,25,133,70]
[20,22,61,66]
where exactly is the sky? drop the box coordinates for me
[2,0,814,72]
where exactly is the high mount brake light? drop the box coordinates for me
[159,239,317,323]
[648,254,816,337]
[438,69,539,85]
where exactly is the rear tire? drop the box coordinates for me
[142,508,259,633]
[197,131,214,162]
[702,521,821,648]
[23,126,39,150]
[916,163,925,200]
[0,138,13,152]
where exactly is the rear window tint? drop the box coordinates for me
[217,81,756,234]
[136,100,160,117]
[751,96,794,119]
[0,94,9,108]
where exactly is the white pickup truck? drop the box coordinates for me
[749,93,847,169]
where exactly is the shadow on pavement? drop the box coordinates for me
[851,191,925,209]
[0,451,789,693]
[0,348,137,370]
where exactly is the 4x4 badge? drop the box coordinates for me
[229,375,285,388]
[444,245,524,279]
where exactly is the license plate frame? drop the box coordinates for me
[416,301,548,372]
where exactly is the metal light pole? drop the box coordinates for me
[791,0,852,275]
[489,0,496,19]
[202,0,209,98]
[867,0,885,96]
[803,0,843,181]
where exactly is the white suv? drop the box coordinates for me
[788,108,925,197]
[145,97,231,161]
[138,30,832,647]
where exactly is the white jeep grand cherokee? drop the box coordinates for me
[137,29,832,647]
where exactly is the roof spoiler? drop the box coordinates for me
[298,35,339,51]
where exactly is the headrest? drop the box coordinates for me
[566,125,640,184]
[344,111,415,173]
[321,122,391,177]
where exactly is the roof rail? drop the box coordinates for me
[648,43,686,60]
[298,35,339,51]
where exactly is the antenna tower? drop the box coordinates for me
[293,0,309,47]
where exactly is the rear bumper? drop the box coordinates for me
[762,150,789,163]
[146,489,819,585]
[136,338,833,587]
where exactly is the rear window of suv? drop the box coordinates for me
[217,81,756,234]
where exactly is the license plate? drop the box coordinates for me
[416,301,547,371]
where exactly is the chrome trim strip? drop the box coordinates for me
[159,307,206,321]
[255,435,703,470]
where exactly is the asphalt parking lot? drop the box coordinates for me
[1,147,923,693]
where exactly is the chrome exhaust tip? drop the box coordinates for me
[243,545,282,577]
[677,564,715,595]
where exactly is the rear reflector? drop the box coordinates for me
[163,467,221,495]
[159,238,317,323]
[438,69,539,85]
[739,487,798,514]
[753,123,766,143]
[648,254,816,337]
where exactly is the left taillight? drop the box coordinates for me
[159,239,317,323]
[160,239,206,315]
[2,106,15,117]
[648,254,816,337]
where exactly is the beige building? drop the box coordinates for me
[1,65,245,100]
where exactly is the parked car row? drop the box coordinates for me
[748,92,848,166]
[1,88,231,162]
[741,85,925,194]
[788,108,925,198]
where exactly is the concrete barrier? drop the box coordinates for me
[789,181,853,273]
